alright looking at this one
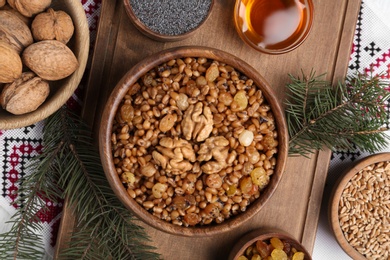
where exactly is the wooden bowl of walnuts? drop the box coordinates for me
[329,153,390,260]
[0,0,89,129]
[228,228,312,260]
[100,46,288,236]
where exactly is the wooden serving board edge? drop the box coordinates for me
[301,0,361,251]
[82,2,121,130]
[54,2,120,258]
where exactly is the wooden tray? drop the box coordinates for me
[56,0,361,259]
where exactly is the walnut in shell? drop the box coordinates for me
[0,72,49,115]
[0,0,6,8]
[31,8,74,44]
[0,4,31,25]
[0,10,33,53]
[0,41,22,83]
[7,0,52,17]
[22,40,79,81]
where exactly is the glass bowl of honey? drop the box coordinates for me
[234,0,314,54]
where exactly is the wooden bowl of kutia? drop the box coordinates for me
[99,46,288,236]
[0,0,89,130]
[228,228,312,260]
[123,0,214,42]
[329,153,390,260]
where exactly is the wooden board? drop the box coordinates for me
[55,0,361,259]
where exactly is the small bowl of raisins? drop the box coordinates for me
[229,228,312,260]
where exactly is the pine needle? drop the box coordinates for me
[0,107,160,260]
[286,71,390,157]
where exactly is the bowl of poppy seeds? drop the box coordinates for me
[123,0,214,41]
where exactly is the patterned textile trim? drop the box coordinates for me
[0,1,102,258]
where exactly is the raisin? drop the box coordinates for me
[283,240,291,255]
[183,213,200,226]
[256,240,270,258]
[292,252,305,260]
[240,176,253,195]
[245,245,254,257]
[203,203,220,218]
[271,248,288,260]
[270,237,284,250]
[172,196,190,210]
[250,167,270,189]
[226,185,237,196]
[234,90,248,111]
[251,254,261,260]
[120,104,134,122]
[262,134,278,150]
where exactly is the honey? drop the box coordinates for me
[234,0,313,53]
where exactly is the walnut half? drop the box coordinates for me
[181,102,213,142]
[198,136,237,174]
[152,137,196,175]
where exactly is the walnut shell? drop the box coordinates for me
[0,72,49,115]
[31,8,74,44]
[0,0,6,8]
[22,40,79,81]
[0,10,33,53]
[8,0,52,17]
[6,0,14,8]
[0,4,31,25]
[0,41,22,83]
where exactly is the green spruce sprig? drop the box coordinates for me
[286,71,390,156]
[0,159,54,260]
[0,107,160,260]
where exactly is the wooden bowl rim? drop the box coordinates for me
[123,0,215,42]
[0,0,89,130]
[328,152,390,260]
[233,0,314,54]
[100,46,288,237]
[228,228,312,260]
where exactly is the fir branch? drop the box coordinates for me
[47,107,159,259]
[0,141,61,259]
[0,107,160,260]
[286,72,390,157]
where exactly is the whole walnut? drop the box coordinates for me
[0,4,31,25]
[0,41,22,83]
[31,8,74,44]
[22,40,79,81]
[0,72,50,115]
[0,0,6,8]
[7,0,52,17]
[0,10,33,53]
